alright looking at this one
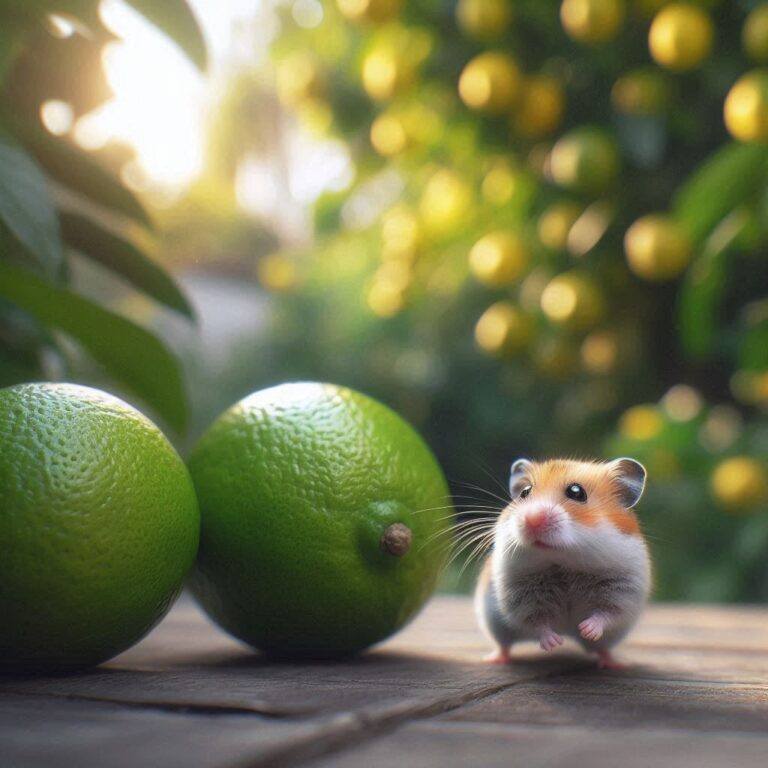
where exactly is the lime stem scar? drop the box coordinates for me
[381,523,412,556]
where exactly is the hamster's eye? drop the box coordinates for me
[565,483,587,503]
[519,485,532,499]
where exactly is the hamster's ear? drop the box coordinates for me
[509,458,533,498]
[610,457,646,508]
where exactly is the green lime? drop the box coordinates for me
[0,383,199,671]
[188,382,452,658]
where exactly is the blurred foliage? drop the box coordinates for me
[0,1,205,431]
[261,0,768,600]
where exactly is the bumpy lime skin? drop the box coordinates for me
[0,383,200,672]
[188,382,452,658]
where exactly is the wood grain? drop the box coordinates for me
[2,595,767,767]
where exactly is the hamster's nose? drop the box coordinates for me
[523,508,549,534]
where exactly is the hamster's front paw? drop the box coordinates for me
[539,628,564,652]
[578,614,606,642]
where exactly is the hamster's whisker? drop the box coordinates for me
[420,521,496,553]
[458,533,495,577]
[469,458,511,499]
[444,528,493,559]
[444,529,496,568]
[449,493,506,507]
[419,511,498,531]
[452,481,510,506]
[420,518,496,546]
[439,518,497,534]
[410,502,501,516]
[502,538,520,559]
[433,521,496,547]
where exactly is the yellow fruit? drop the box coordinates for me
[549,126,620,194]
[456,0,513,40]
[724,70,768,143]
[370,112,409,156]
[661,384,703,422]
[337,0,402,24]
[458,51,521,114]
[743,5,768,62]
[295,98,334,133]
[619,404,664,441]
[581,329,619,375]
[382,205,422,262]
[564,199,612,256]
[699,406,743,453]
[560,0,625,44]
[730,370,768,407]
[624,214,692,281]
[469,230,530,287]
[537,202,581,250]
[481,160,524,205]
[419,168,473,236]
[519,268,554,312]
[361,28,432,101]
[512,74,565,138]
[611,68,669,115]
[648,3,713,72]
[540,272,605,331]
[257,253,299,292]
[711,456,768,510]
[276,52,324,107]
[370,104,442,155]
[527,142,552,177]
[362,47,410,101]
[367,278,407,317]
[475,302,533,357]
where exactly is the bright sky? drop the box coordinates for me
[42,0,350,217]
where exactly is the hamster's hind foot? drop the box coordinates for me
[483,647,512,664]
[596,649,624,670]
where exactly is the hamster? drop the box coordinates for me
[475,457,650,669]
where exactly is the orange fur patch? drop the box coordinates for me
[523,459,642,536]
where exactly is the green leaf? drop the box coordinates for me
[0,259,188,431]
[0,131,62,276]
[60,211,195,319]
[125,0,207,71]
[678,211,749,359]
[672,143,768,244]
[8,119,152,228]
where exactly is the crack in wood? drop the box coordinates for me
[223,662,594,768]
[0,689,299,720]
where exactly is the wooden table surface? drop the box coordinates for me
[2,595,768,767]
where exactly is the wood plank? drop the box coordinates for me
[0,693,325,768]
[3,596,768,768]
[309,721,768,768]
[440,674,768,733]
[0,596,590,717]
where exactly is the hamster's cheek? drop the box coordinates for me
[495,514,519,550]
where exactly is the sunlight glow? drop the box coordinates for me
[40,100,74,136]
[292,0,324,28]
[47,14,77,38]
[92,0,205,191]
[65,0,352,219]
